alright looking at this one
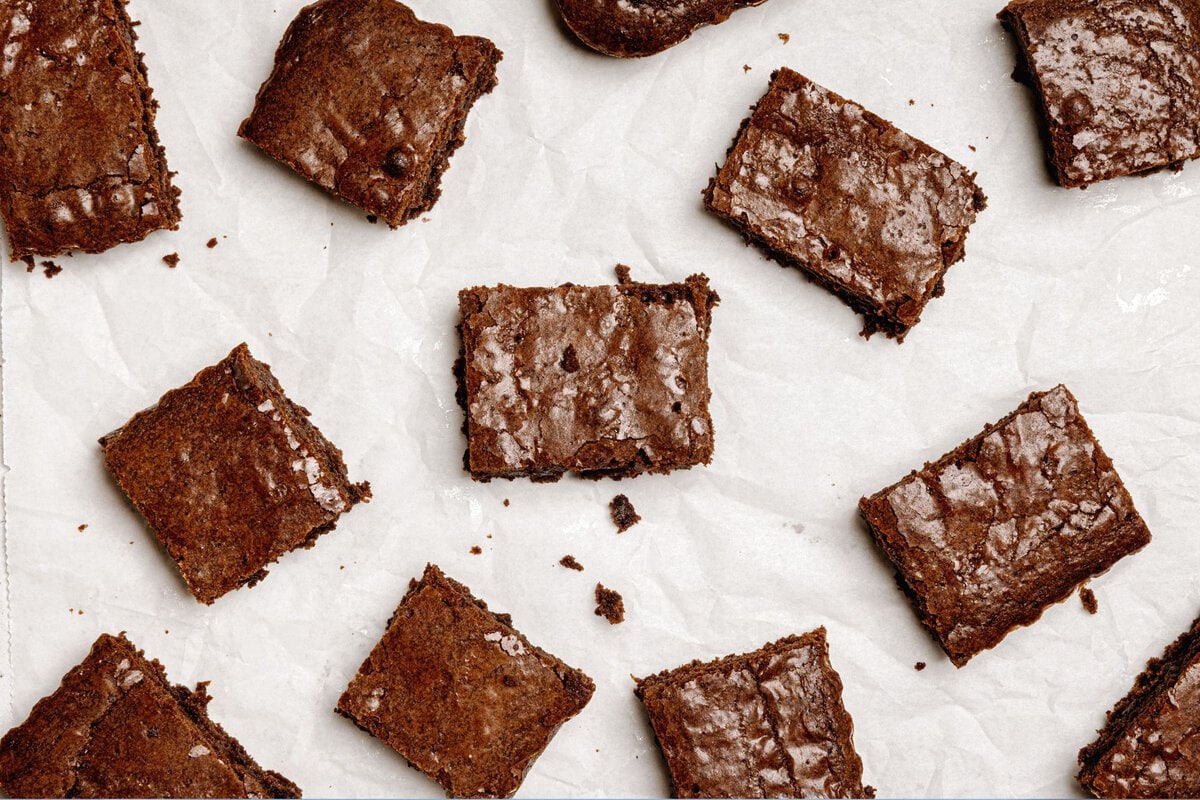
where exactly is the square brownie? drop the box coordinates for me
[555,0,768,57]
[100,343,370,604]
[457,270,719,481]
[636,629,872,798]
[0,633,299,798]
[0,0,181,262]
[704,68,986,341]
[336,564,595,798]
[238,0,501,228]
[859,385,1151,667]
[999,0,1200,188]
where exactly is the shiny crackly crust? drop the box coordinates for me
[554,0,767,58]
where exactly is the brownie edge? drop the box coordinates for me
[554,0,768,57]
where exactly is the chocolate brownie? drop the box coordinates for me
[100,343,370,604]
[554,0,768,57]
[859,385,1151,667]
[0,0,181,262]
[559,554,585,571]
[457,272,719,481]
[998,0,1200,188]
[238,0,501,228]
[705,68,986,341]
[636,629,872,798]
[0,633,299,798]
[610,494,641,532]
[594,583,625,624]
[337,564,594,798]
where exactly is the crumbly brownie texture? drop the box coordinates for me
[0,633,299,798]
[337,564,595,798]
[1080,586,1099,614]
[705,68,986,341]
[559,554,584,571]
[457,273,719,482]
[998,0,1200,188]
[859,385,1151,667]
[594,584,625,624]
[100,343,370,604]
[1078,615,1200,797]
[554,0,767,57]
[238,0,501,228]
[609,494,641,532]
[636,629,872,798]
[0,0,181,262]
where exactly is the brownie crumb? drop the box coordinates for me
[743,64,752,73]
[206,237,218,248]
[915,661,927,671]
[560,555,584,572]
[778,32,790,43]
[595,584,625,625]
[610,494,641,533]
[614,263,632,284]
[470,545,483,555]
[908,98,915,106]
[1080,586,1098,615]
[503,498,510,507]
[366,214,378,224]
[40,260,62,279]
[77,524,88,532]
[162,253,180,268]
[969,144,977,152]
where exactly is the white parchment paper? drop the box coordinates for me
[3,0,1200,796]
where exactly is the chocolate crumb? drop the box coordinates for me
[77,524,88,532]
[610,494,641,533]
[503,498,510,507]
[470,546,483,555]
[743,64,752,73]
[915,661,926,671]
[968,144,977,152]
[366,214,378,224]
[339,565,345,571]
[615,264,633,284]
[41,260,62,279]
[206,237,218,248]
[162,253,180,268]
[595,584,624,624]
[1080,587,1098,615]
[560,555,584,571]
[778,32,790,43]
[908,98,915,106]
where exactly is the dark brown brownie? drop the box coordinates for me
[0,633,299,798]
[554,0,767,57]
[0,0,181,262]
[238,0,501,228]
[609,494,641,532]
[859,385,1151,667]
[457,272,719,481]
[100,343,370,604]
[337,564,594,798]
[559,554,585,571]
[636,629,872,798]
[1080,586,1099,615]
[594,583,625,624]
[998,0,1200,188]
[705,68,986,341]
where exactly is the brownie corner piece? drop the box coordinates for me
[554,0,768,57]
[237,0,501,228]
[636,628,870,798]
[998,0,1200,188]
[705,67,985,341]
[100,343,370,604]
[0,633,300,799]
[859,384,1151,667]
[336,563,594,798]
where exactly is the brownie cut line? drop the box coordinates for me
[100,343,370,604]
[0,633,300,798]
[238,0,501,228]
[705,68,986,341]
[859,385,1151,667]
[554,0,768,57]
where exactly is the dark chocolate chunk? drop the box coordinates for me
[594,584,625,624]
[609,494,641,532]
[555,0,769,57]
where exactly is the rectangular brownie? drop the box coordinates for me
[457,270,719,481]
[0,633,299,798]
[238,0,501,228]
[636,629,872,798]
[100,343,370,604]
[859,385,1151,667]
[999,0,1200,188]
[0,0,181,263]
[704,68,986,341]
[336,564,595,798]
[1078,614,1200,797]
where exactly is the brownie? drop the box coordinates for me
[859,385,1151,667]
[554,0,767,57]
[559,554,585,571]
[100,343,370,604]
[238,0,501,228]
[457,272,719,481]
[336,564,595,798]
[705,68,986,341]
[636,629,872,798]
[0,0,181,262]
[0,633,299,798]
[594,583,625,624]
[998,0,1200,188]
[610,494,641,532]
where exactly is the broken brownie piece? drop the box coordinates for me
[0,0,182,262]
[457,272,719,481]
[0,633,299,798]
[610,494,641,532]
[636,629,872,798]
[998,0,1200,188]
[337,564,594,798]
[555,0,768,57]
[594,583,625,624]
[705,68,986,341]
[100,343,370,604]
[859,385,1151,667]
[238,0,501,228]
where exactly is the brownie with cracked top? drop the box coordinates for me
[999,0,1200,188]
[238,0,501,228]
[636,629,873,798]
[100,343,370,605]
[0,633,299,798]
[705,68,986,341]
[336,564,595,798]
[0,0,181,262]
[457,270,719,482]
[859,385,1151,667]
[555,0,768,57]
